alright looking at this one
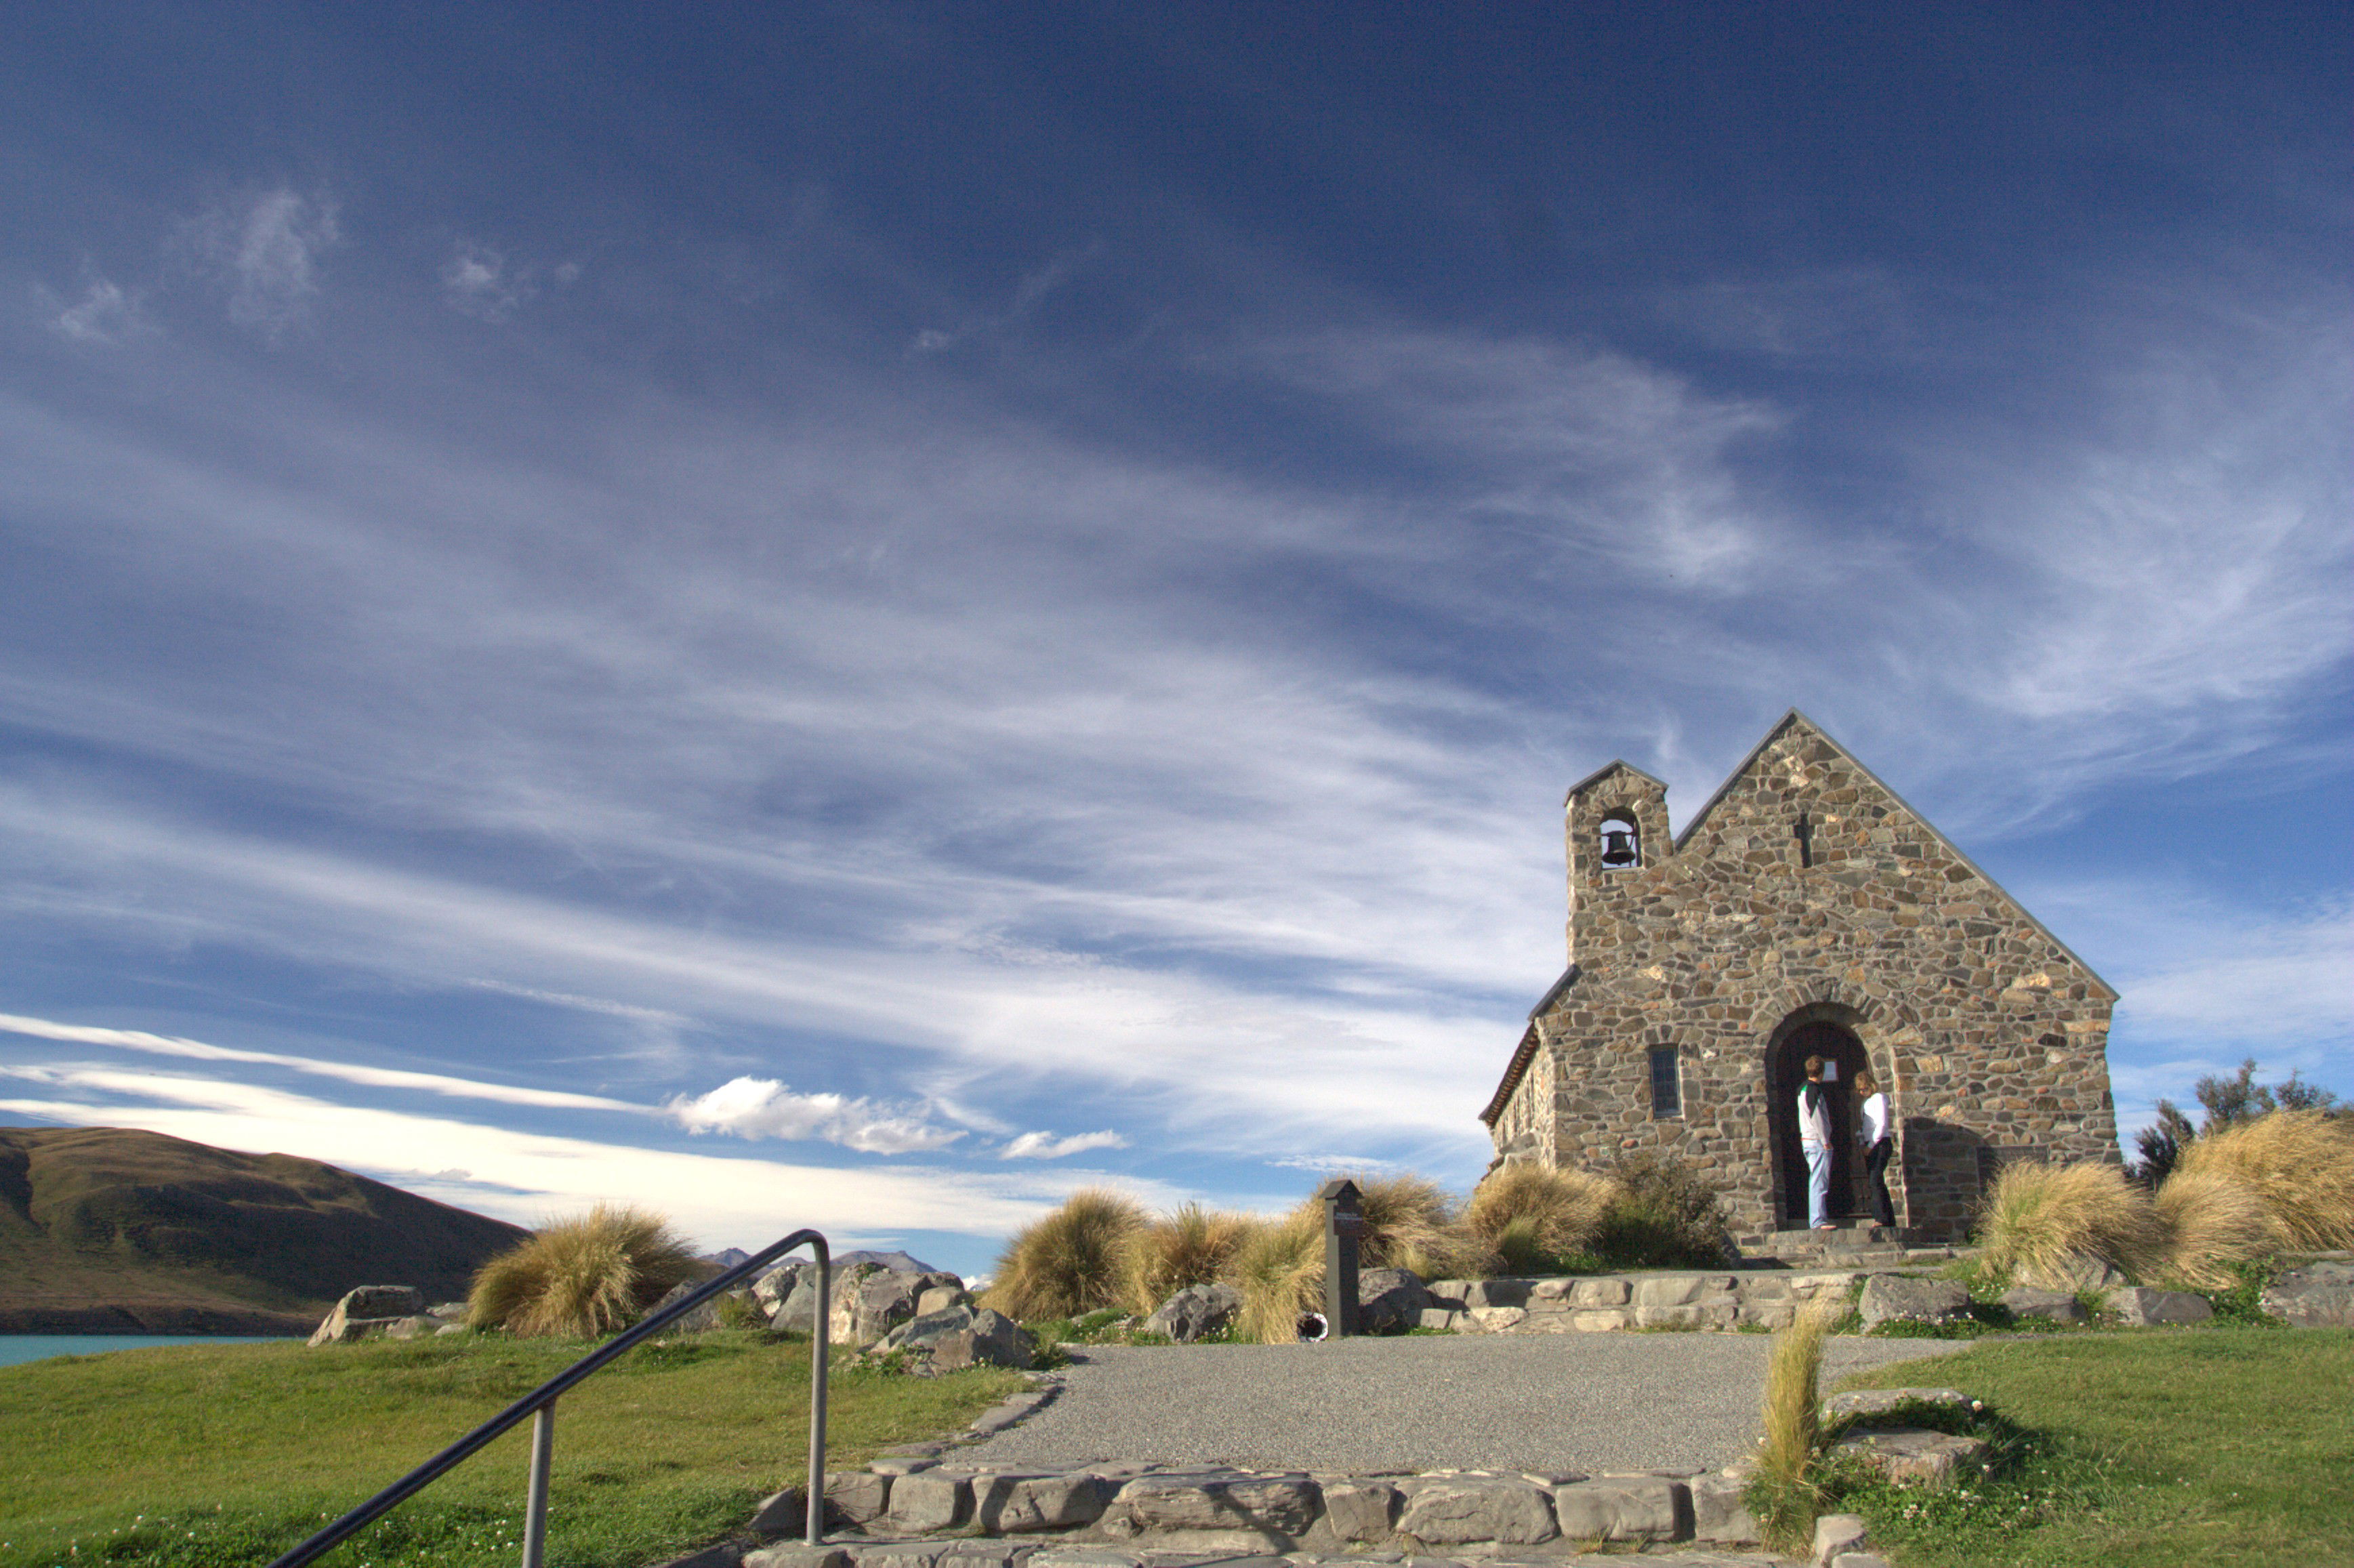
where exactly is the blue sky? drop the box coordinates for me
[1,3,2345,1276]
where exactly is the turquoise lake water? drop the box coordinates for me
[0,1334,294,1368]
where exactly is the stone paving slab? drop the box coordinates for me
[955,1333,1965,1474]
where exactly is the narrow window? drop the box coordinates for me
[1649,1046,1682,1119]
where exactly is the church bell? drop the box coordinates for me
[1600,827,1638,867]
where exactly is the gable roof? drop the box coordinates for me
[1479,966,1579,1126]
[1563,758,1666,806]
[1675,709,2116,999]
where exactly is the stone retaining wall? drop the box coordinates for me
[1418,1270,1865,1334]
[808,1458,1760,1555]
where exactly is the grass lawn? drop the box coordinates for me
[0,1331,1023,1568]
[1830,1327,2354,1568]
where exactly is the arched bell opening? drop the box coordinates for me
[1598,812,1641,871]
[1764,1006,1872,1228]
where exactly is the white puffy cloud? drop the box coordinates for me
[662,1075,966,1154]
[999,1129,1127,1159]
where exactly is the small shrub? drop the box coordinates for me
[2153,1167,2277,1290]
[1226,1208,1324,1344]
[467,1204,701,1338]
[1748,1299,1837,1549]
[1594,1151,1733,1268]
[2201,1260,2288,1327]
[1973,1159,2168,1288]
[1464,1162,1617,1271]
[982,1188,1147,1321]
[1120,1202,1252,1315]
[2174,1109,2354,1253]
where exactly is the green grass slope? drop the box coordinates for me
[0,1126,531,1332]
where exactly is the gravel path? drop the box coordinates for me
[959,1334,1969,1475]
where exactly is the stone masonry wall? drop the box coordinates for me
[1491,714,2120,1244]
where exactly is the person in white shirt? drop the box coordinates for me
[1855,1069,1895,1227]
[1798,1055,1835,1230]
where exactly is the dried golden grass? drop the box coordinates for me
[1226,1207,1325,1344]
[1119,1201,1254,1315]
[980,1187,1147,1322]
[466,1203,701,1338]
[2175,1110,2354,1253]
[2153,1168,2277,1290]
[1750,1298,1838,1548]
[1348,1170,1473,1276]
[1464,1161,1617,1262]
[1973,1159,2168,1288]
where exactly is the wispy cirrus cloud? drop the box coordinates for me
[0,1012,641,1112]
[440,241,535,321]
[42,277,153,345]
[182,187,342,340]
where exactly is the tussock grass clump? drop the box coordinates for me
[1748,1298,1837,1550]
[2153,1168,2278,1290]
[468,1204,701,1338]
[983,1188,1147,1322]
[1974,1159,2168,1288]
[1465,1162,1617,1271]
[2175,1110,2354,1253]
[1349,1171,1468,1275]
[1227,1208,1324,1344]
[1120,1201,1253,1315]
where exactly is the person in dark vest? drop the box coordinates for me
[1798,1054,1835,1230]
[1855,1067,1896,1227]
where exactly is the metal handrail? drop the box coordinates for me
[266,1229,832,1568]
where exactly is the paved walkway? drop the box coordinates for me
[959,1333,1967,1475]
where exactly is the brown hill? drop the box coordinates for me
[0,1125,532,1334]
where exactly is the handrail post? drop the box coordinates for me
[522,1400,556,1568]
[806,1243,829,1546]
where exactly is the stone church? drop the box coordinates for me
[1482,710,2120,1245]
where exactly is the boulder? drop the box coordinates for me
[831,1268,965,1345]
[884,1470,972,1533]
[1811,1512,1870,1568]
[1112,1474,1318,1535]
[1140,1283,1241,1343]
[1357,1268,1431,1334]
[974,1473,1109,1533]
[2260,1261,2354,1328]
[771,1274,824,1335]
[1824,1388,1975,1422]
[308,1285,428,1346]
[1319,1480,1399,1542]
[916,1284,971,1317]
[1855,1275,1969,1329]
[879,1304,1036,1368]
[646,1279,726,1333]
[2103,1285,2213,1327]
[752,1262,808,1314]
[1394,1477,1556,1545]
[1689,1471,1758,1544]
[822,1471,891,1527]
[1550,1478,1686,1542]
[1830,1428,1990,1487]
[1999,1286,2086,1324]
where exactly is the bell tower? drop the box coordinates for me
[1563,760,1671,962]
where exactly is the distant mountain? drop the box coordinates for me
[0,1126,532,1334]
[835,1249,941,1275]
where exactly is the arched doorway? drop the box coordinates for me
[1767,1014,1871,1227]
